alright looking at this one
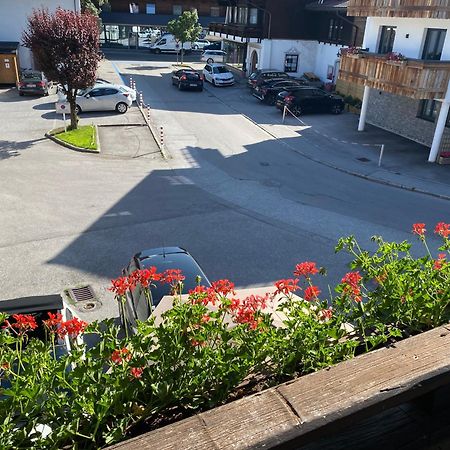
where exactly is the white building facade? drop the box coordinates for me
[0,0,81,70]
[339,1,450,162]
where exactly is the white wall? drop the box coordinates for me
[0,0,80,69]
[248,39,344,82]
[363,17,450,59]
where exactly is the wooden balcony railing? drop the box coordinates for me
[339,52,450,99]
[208,22,263,39]
[347,0,450,18]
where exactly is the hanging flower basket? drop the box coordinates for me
[438,151,450,165]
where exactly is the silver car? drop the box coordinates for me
[57,84,133,114]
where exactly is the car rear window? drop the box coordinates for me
[185,72,200,80]
[21,72,43,81]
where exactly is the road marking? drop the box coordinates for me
[104,211,132,218]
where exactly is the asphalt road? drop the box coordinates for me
[0,50,447,319]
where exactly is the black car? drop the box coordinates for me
[202,42,221,51]
[18,71,53,96]
[253,79,307,105]
[171,69,203,91]
[122,247,211,328]
[275,87,344,115]
[247,70,291,89]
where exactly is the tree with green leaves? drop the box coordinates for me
[81,0,109,16]
[167,10,202,64]
[23,8,102,130]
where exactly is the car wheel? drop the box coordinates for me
[207,58,213,63]
[331,104,343,115]
[19,92,24,96]
[292,105,303,116]
[75,104,82,115]
[178,82,183,90]
[193,45,199,50]
[267,96,276,106]
[213,79,217,87]
[116,102,128,114]
[154,48,161,54]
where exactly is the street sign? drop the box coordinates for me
[55,102,70,114]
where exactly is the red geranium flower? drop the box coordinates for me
[109,276,132,296]
[57,317,87,339]
[341,272,363,302]
[304,286,321,301]
[433,253,447,270]
[274,278,299,296]
[111,347,132,364]
[294,262,319,278]
[130,367,144,379]
[435,222,450,238]
[131,267,162,288]
[188,285,218,306]
[318,308,333,322]
[43,312,63,333]
[162,269,185,284]
[11,314,38,333]
[412,223,426,236]
[212,279,236,296]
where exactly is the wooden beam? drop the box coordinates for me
[108,324,450,450]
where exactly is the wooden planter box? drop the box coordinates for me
[438,156,450,165]
[108,324,450,450]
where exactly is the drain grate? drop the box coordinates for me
[67,285,96,303]
[357,157,371,162]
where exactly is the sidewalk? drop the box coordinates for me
[241,101,450,201]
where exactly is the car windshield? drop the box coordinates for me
[213,67,229,74]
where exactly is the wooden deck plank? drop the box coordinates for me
[108,324,450,450]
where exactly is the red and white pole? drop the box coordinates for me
[146,104,151,122]
[160,126,164,148]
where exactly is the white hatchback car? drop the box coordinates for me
[203,64,235,87]
[201,50,226,63]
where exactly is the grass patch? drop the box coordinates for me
[56,125,97,151]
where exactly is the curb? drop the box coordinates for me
[45,126,100,154]
[137,103,171,160]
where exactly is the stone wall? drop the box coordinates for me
[366,90,450,149]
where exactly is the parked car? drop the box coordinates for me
[253,79,307,105]
[150,34,192,53]
[202,41,222,51]
[121,247,211,328]
[299,72,324,89]
[18,71,53,96]
[171,69,203,91]
[203,63,235,87]
[275,87,344,115]
[57,84,133,114]
[192,39,210,50]
[247,69,291,89]
[57,80,136,103]
[201,50,226,63]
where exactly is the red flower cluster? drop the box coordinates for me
[162,269,185,284]
[412,223,426,236]
[341,271,363,302]
[212,279,235,296]
[43,312,63,333]
[131,267,161,288]
[57,317,87,339]
[111,347,132,365]
[188,285,217,306]
[435,222,450,238]
[294,262,319,278]
[10,314,38,333]
[433,253,447,271]
[274,279,299,296]
[109,277,132,296]
[233,294,268,330]
[130,367,144,379]
[318,308,333,322]
[304,286,321,301]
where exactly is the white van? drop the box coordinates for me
[150,34,192,54]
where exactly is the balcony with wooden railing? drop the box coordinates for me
[339,52,450,99]
[347,0,450,19]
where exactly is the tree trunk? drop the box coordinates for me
[66,88,78,130]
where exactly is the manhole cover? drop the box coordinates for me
[357,157,371,162]
[260,162,270,166]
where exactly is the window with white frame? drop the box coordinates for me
[173,5,182,15]
[249,8,258,25]
[284,54,299,73]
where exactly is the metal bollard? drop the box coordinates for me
[160,126,164,148]
[139,91,143,108]
[129,76,133,87]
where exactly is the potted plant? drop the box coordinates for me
[438,151,450,165]
[385,52,407,65]
[339,46,365,59]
